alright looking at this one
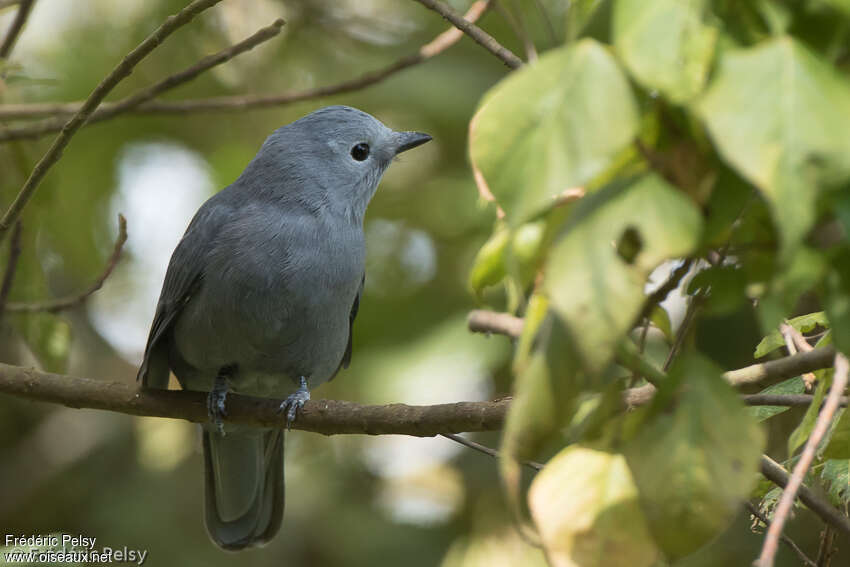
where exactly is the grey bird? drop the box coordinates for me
[137,106,431,550]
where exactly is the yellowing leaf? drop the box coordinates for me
[529,446,658,567]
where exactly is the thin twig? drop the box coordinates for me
[0,18,285,142]
[757,353,850,566]
[745,501,817,567]
[742,393,848,407]
[781,322,818,389]
[0,221,22,327]
[5,214,126,313]
[467,309,523,338]
[441,432,542,470]
[759,455,850,538]
[816,526,835,567]
[0,0,225,244]
[411,0,523,68]
[0,1,490,124]
[0,0,33,58]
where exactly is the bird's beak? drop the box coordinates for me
[394,131,432,155]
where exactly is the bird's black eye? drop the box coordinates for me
[350,142,370,161]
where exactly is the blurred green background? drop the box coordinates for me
[0,1,537,565]
[0,1,842,566]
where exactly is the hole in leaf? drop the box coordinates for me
[616,226,643,265]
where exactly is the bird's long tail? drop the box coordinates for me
[202,426,284,550]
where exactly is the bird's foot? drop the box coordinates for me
[207,371,230,435]
[278,376,310,430]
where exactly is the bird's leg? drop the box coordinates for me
[207,365,234,435]
[278,376,310,430]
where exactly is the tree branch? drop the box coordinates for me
[759,455,850,538]
[757,353,850,565]
[0,17,285,142]
[5,214,126,313]
[411,0,522,69]
[467,309,838,407]
[0,1,490,124]
[0,363,510,436]
[0,0,225,244]
[0,0,33,59]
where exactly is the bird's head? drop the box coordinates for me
[245,105,431,223]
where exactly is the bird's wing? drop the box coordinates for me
[137,200,229,388]
[331,273,364,380]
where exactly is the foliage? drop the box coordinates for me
[468,0,850,564]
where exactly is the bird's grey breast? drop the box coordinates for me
[172,200,365,395]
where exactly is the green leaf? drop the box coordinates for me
[697,37,850,253]
[529,446,659,567]
[613,0,717,103]
[788,372,829,458]
[468,227,510,295]
[624,354,765,559]
[469,39,638,222]
[747,376,805,422]
[821,459,850,508]
[753,311,829,358]
[545,174,702,374]
[823,408,850,459]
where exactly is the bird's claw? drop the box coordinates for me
[207,376,230,435]
[278,376,310,430]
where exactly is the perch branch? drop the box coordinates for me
[0,1,489,123]
[0,363,510,436]
[0,0,225,244]
[411,0,522,68]
[757,353,850,565]
[5,214,126,313]
[0,18,285,142]
[0,0,33,58]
